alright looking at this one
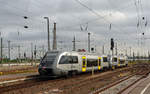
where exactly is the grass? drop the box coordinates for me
[0,69,37,76]
[0,59,40,64]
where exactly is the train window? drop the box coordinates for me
[59,56,69,64]
[42,52,57,65]
[120,60,125,64]
[68,57,72,63]
[72,56,78,63]
[103,57,107,62]
[59,56,78,64]
[113,58,117,62]
[87,59,98,67]
[83,59,86,65]
[99,59,101,66]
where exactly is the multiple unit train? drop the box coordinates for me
[38,51,128,76]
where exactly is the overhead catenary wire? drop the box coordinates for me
[73,0,139,47]
[74,0,149,55]
[0,0,89,32]
[0,0,142,33]
[0,0,133,35]
[134,0,149,55]
[0,0,149,54]
[134,0,141,46]
[73,0,133,34]
[105,0,138,44]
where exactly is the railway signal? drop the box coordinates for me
[110,38,114,69]
[111,38,114,50]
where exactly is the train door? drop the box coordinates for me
[118,58,120,67]
[82,56,86,72]
[98,57,101,70]
[102,56,108,68]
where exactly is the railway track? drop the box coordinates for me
[59,68,132,94]
[0,67,131,94]
[0,75,65,93]
[0,63,149,94]
[91,63,150,94]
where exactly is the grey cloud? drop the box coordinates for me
[0,0,149,59]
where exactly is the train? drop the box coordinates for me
[38,51,128,76]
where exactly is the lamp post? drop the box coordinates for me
[44,17,50,51]
[8,40,11,60]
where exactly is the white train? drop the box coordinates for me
[117,55,128,67]
[38,51,128,76]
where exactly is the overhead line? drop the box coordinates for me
[74,0,130,34]
[74,0,109,23]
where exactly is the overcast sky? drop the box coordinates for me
[0,0,150,59]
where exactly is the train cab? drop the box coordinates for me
[38,51,59,76]
[109,55,118,69]
[118,55,128,67]
[39,51,80,76]
[101,55,109,70]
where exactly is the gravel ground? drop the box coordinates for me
[98,76,141,94]
[0,67,129,94]
[0,65,37,72]
[0,67,131,94]
[1,63,149,94]
[0,72,38,82]
[0,65,38,82]
[0,65,38,76]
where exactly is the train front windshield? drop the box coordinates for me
[41,52,58,67]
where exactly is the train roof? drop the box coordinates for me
[46,51,101,56]
[46,51,119,57]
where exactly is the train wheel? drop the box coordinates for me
[65,72,72,78]
[72,71,77,77]
[69,71,77,77]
